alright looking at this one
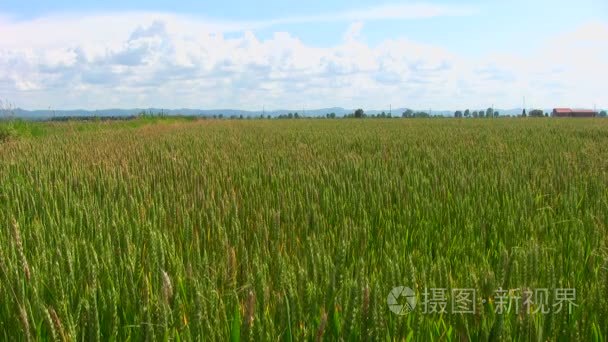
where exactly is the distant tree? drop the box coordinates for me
[354,108,365,118]
[414,111,430,118]
[472,111,478,118]
[486,108,493,118]
[294,112,300,119]
[529,109,544,117]
[454,110,463,118]
[239,114,244,120]
[544,113,549,117]
[522,109,527,117]
[402,109,414,118]
[288,113,294,119]
[494,111,499,117]
[600,110,607,117]
[464,109,470,118]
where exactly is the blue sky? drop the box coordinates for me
[0,0,606,110]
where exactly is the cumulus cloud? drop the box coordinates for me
[0,10,606,110]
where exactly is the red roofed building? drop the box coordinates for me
[552,108,597,117]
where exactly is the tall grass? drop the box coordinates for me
[0,118,607,340]
[0,120,47,141]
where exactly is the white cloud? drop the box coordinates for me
[0,10,606,110]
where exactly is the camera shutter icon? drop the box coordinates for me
[387,286,416,315]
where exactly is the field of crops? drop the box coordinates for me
[0,118,607,340]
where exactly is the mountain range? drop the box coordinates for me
[4,107,563,119]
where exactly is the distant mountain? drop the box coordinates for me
[6,107,565,119]
[11,107,355,119]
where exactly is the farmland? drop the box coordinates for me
[0,118,607,340]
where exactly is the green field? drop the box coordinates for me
[1,118,607,340]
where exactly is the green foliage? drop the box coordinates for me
[529,109,545,117]
[400,111,432,118]
[486,107,494,117]
[0,120,47,141]
[0,125,13,141]
[230,305,241,342]
[402,109,414,118]
[343,109,366,119]
[0,119,607,340]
